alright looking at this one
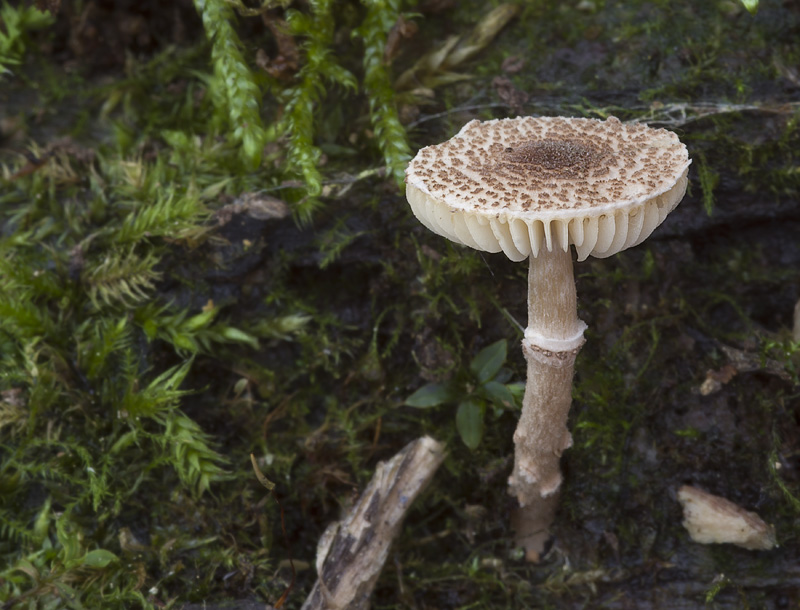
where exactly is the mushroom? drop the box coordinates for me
[405,116,690,510]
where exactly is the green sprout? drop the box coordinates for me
[740,0,758,15]
[0,3,53,78]
[405,339,524,449]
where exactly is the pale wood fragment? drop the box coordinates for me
[677,485,776,551]
[301,436,446,610]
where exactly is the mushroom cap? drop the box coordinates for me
[405,116,691,262]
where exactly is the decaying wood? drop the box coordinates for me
[301,436,446,610]
[677,485,776,551]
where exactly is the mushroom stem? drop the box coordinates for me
[509,245,586,507]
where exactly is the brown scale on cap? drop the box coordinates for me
[500,138,609,178]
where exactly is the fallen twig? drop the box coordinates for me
[301,436,446,610]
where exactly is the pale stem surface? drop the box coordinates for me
[509,246,586,508]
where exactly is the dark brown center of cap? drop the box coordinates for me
[501,138,607,174]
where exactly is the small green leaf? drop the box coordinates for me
[140,317,158,340]
[218,325,259,349]
[32,497,52,542]
[456,399,484,449]
[506,381,526,405]
[110,430,137,455]
[481,380,514,409]
[183,308,217,332]
[740,0,758,14]
[82,549,118,568]
[250,453,275,491]
[493,367,512,384]
[470,339,506,384]
[405,382,454,408]
[172,333,197,353]
[56,518,81,563]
